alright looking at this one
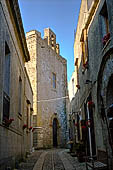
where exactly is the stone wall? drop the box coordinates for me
[72,0,113,167]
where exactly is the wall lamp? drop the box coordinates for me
[85,80,92,84]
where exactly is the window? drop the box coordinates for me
[33,115,37,127]
[52,73,56,89]
[4,43,10,95]
[100,2,110,46]
[3,42,10,121]
[75,58,80,89]
[18,77,22,115]
[26,100,30,129]
[72,78,74,95]
[80,29,88,68]
[26,104,29,128]
[100,2,109,36]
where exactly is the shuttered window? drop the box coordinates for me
[18,77,22,115]
[100,2,109,37]
[3,42,10,120]
[100,2,110,46]
[81,29,88,67]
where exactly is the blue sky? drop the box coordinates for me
[18,0,81,82]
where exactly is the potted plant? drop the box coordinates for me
[4,117,14,126]
[88,101,95,108]
[23,124,27,130]
[76,84,80,89]
[29,126,32,131]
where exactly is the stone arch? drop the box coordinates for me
[97,52,113,119]
[49,113,61,147]
[97,51,113,153]
[49,113,61,128]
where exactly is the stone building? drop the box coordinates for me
[68,71,77,102]
[69,0,113,168]
[26,28,68,149]
[0,0,33,169]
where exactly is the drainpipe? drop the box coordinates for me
[87,103,92,157]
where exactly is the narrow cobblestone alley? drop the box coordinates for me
[17,149,86,170]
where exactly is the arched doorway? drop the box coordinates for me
[53,118,58,147]
[97,55,113,161]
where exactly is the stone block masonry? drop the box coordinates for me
[26,28,68,149]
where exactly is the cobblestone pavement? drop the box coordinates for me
[17,150,43,170]
[17,149,86,170]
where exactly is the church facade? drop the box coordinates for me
[26,28,68,148]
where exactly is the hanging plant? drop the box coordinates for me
[81,125,86,129]
[76,84,80,89]
[4,117,14,126]
[29,126,32,131]
[88,101,95,108]
[23,124,27,130]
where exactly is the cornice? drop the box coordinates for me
[6,0,30,62]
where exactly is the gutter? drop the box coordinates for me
[85,0,99,30]
[6,0,30,62]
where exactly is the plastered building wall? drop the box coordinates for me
[0,0,33,169]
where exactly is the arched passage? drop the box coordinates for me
[106,74,113,108]
[106,74,113,151]
[97,53,113,156]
